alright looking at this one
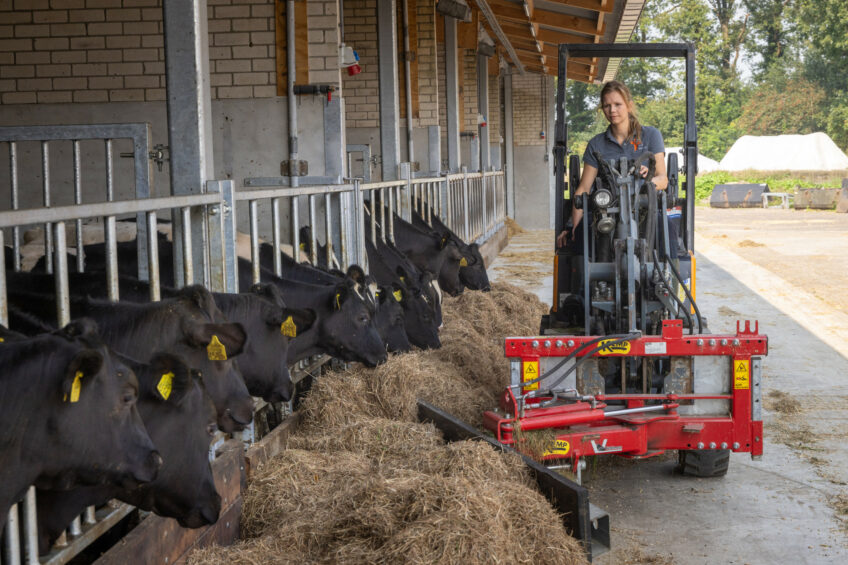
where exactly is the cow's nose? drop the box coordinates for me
[135,451,162,483]
[482,284,491,292]
[267,380,293,403]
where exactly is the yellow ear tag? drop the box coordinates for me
[65,371,83,403]
[0,337,5,342]
[299,243,305,251]
[157,372,174,400]
[334,292,341,310]
[281,315,297,338]
[393,290,403,302]
[207,335,228,361]
[399,276,406,283]
[459,257,468,267]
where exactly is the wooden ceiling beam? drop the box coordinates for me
[542,0,613,14]
[532,9,604,36]
[534,27,593,45]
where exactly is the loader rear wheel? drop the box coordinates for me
[677,449,730,477]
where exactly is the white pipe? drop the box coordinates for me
[287,0,298,187]
[402,0,414,164]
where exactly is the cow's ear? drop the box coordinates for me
[180,285,215,312]
[250,282,285,307]
[279,308,315,337]
[187,322,247,359]
[148,352,193,405]
[61,349,103,404]
[346,265,366,285]
[395,266,410,284]
[331,284,349,310]
[438,233,450,250]
[57,318,100,342]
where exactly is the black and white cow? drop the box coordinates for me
[412,210,490,291]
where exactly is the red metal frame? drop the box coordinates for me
[483,320,767,471]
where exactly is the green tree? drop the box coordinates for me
[743,0,794,74]
[735,66,826,135]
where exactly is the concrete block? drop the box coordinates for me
[252,85,276,98]
[837,187,848,214]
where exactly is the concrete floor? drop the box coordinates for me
[487,210,848,564]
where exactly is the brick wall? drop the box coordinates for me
[461,48,476,131]
[307,0,340,85]
[0,0,343,104]
[415,0,436,126]
[341,0,377,128]
[487,72,499,138]
[512,73,549,146]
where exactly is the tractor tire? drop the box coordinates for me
[677,449,730,477]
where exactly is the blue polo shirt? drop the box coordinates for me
[583,125,665,169]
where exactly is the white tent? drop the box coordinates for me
[665,146,721,174]
[718,132,848,172]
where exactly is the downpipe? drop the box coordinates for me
[287,0,298,188]
[402,0,414,163]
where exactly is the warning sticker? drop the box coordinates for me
[543,440,571,457]
[522,360,539,391]
[733,360,750,389]
[598,339,631,355]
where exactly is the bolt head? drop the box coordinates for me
[733,339,740,346]
[544,340,551,348]
[567,340,575,347]
[709,442,717,449]
[555,340,563,347]
[532,340,539,348]
[733,442,740,449]
[697,339,704,346]
[721,339,728,346]
[721,442,728,449]
[709,339,716,346]
[697,442,705,449]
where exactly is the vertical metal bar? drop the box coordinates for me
[379,189,386,242]
[287,0,299,188]
[338,193,349,269]
[444,16,460,172]
[22,488,38,565]
[105,139,114,201]
[42,141,53,274]
[135,123,154,282]
[272,198,282,276]
[324,192,333,268]
[54,222,71,326]
[291,195,300,265]
[0,229,7,327]
[73,140,85,273]
[249,200,260,285]
[355,179,366,267]
[220,180,238,293]
[504,74,515,218]
[378,0,400,181]
[370,190,377,244]
[9,142,21,272]
[402,0,414,163]
[387,186,395,243]
[181,206,194,285]
[147,211,161,301]
[308,194,317,264]
[4,503,21,565]
[462,170,470,241]
[104,215,118,301]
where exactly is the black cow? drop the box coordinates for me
[390,212,465,296]
[365,237,440,349]
[412,210,490,291]
[36,351,220,552]
[0,320,160,530]
[5,271,315,403]
[6,285,253,433]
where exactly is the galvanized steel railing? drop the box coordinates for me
[0,122,506,565]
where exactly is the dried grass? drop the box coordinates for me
[188,282,587,565]
[505,217,526,238]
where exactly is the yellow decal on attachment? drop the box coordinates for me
[522,360,539,391]
[733,360,750,389]
[281,316,298,338]
[65,371,84,403]
[459,257,468,267]
[157,372,174,400]
[543,439,571,457]
[598,339,631,355]
[207,335,228,361]
[392,289,403,302]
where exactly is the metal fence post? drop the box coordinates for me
[206,180,237,293]
[462,168,470,241]
[400,162,412,222]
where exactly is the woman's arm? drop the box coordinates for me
[651,152,668,190]
[556,163,597,247]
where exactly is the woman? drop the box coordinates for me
[556,80,668,247]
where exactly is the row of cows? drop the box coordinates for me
[0,206,490,555]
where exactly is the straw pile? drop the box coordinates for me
[189,282,586,565]
[505,217,526,238]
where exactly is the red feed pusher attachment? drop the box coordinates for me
[483,319,767,479]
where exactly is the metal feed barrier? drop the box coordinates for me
[0,123,506,565]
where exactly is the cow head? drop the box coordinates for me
[125,353,221,528]
[393,279,440,350]
[322,278,388,367]
[458,242,491,291]
[436,239,464,296]
[35,320,160,492]
[374,285,411,353]
[244,283,315,402]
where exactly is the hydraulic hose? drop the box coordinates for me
[667,252,704,334]
[653,249,693,335]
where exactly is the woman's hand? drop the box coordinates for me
[556,230,569,248]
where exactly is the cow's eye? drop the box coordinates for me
[358,315,370,324]
[122,388,136,405]
[206,422,218,436]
